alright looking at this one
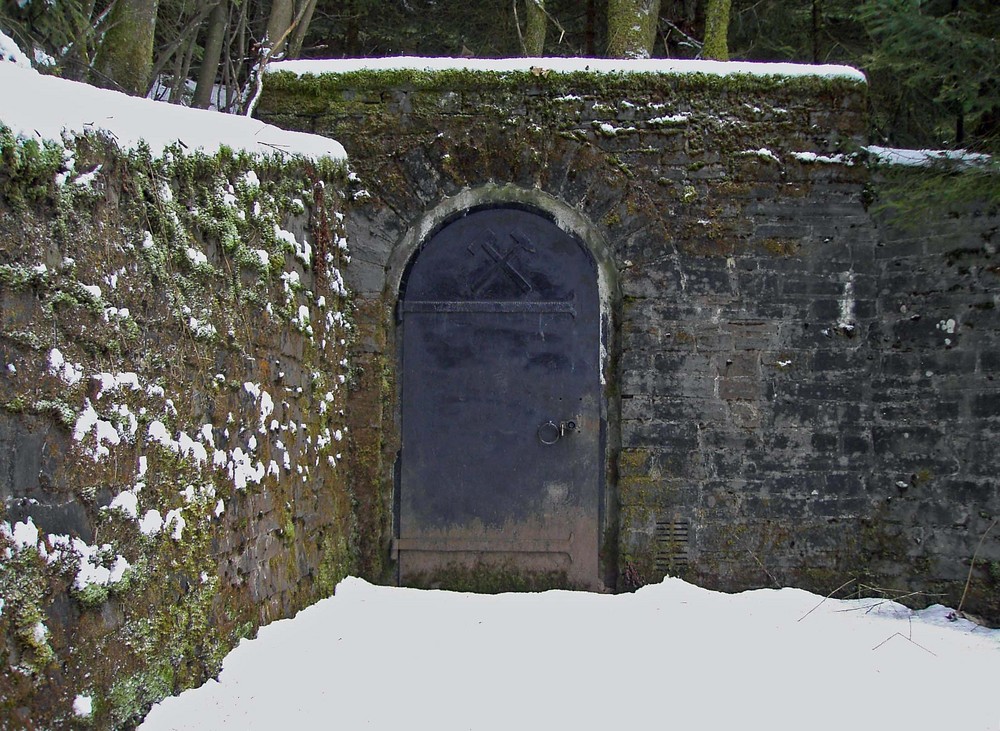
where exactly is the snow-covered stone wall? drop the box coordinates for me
[0,56,354,728]
[258,59,999,623]
[2,51,997,728]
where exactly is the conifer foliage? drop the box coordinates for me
[857,0,999,153]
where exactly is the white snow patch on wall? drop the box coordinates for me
[228,447,265,490]
[41,534,132,590]
[2,517,40,551]
[107,490,139,520]
[186,247,208,266]
[147,420,174,449]
[739,148,781,162]
[48,348,83,385]
[838,273,856,332]
[139,509,164,536]
[73,400,123,460]
[93,372,141,399]
[164,509,185,540]
[793,151,854,165]
[274,224,312,265]
[242,170,260,188]
[73,695,93,718]
[648,114,689,125]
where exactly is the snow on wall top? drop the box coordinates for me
[866,144,991,167]
[0,35,346,160]
[0,27,31,68]
[269,56,867,83]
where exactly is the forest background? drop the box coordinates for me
[1,0,998,195]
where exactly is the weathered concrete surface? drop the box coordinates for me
[259,65,1000,618]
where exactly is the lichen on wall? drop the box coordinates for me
[256,60,998,625]
[0,125,355,728]
[257,62,871,596]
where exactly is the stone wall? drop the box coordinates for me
[867,190,1000,615]
[258,62,999,622]
[0,130,354,727]
[1,60,997,728]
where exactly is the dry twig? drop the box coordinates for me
[872,615,937,656]
[797,578,856,622]
[957,518,998,615]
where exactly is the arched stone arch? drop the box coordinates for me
[387,184,621,590]
[386,183,620,317]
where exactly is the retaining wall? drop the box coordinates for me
[258,60,1000,619]
[0,131,354,727]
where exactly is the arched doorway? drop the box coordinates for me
[396,205,604,590]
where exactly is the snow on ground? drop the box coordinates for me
[140,577,999,731]
[271,55,866,82]
[0,31,345,160]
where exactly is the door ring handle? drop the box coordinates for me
[537,420,561,445]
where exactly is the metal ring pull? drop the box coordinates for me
[537,420,561,445]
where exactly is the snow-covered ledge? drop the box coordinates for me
[0,52,345,160]
[269,55,866,82]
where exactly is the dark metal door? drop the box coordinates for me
[398,206,602,590]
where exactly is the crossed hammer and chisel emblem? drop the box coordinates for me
[467,229,536,295]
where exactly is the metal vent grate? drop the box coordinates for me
[654,519,690,573]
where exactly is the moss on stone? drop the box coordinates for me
[0,123,356,728]
[249,55,1000,633]
[261,68,865,112]
[760,237,801,257]
[405,562,573,593]
[0,127,67,210]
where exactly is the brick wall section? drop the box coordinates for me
[258,67,1000,621]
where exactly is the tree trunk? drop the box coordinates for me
[702,0,731,61]
[811,0,820,63]
[288,0,319,59]
[193,0,228,108]
[343,0,362,55]
[607,0,661,59]
[524,0,546,56]
[93,0,160,94]
[174,35,198,103]
[147,1,220,93]
[585,0,597,56]
[266,0,294,57]
[222,0,249,113]
[683,0,697,26]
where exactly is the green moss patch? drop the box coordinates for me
[0,125,356,728]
